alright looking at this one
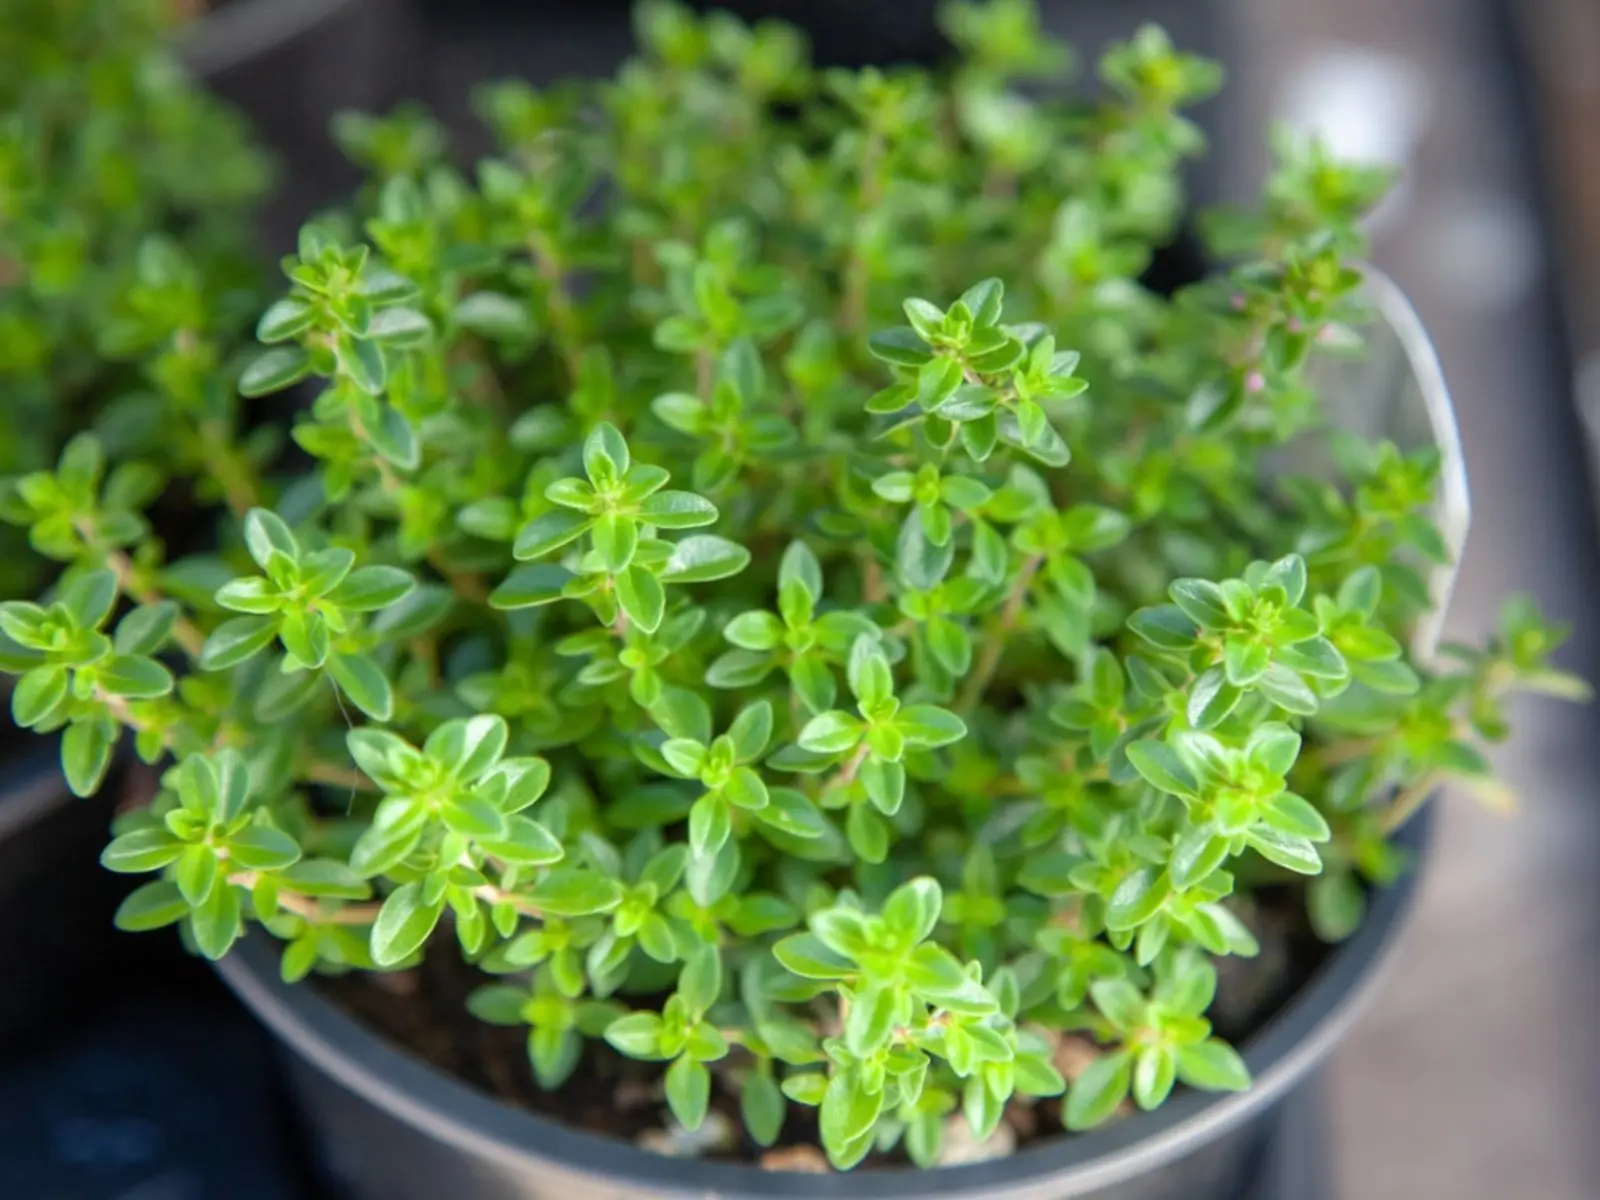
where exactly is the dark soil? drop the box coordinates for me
[319,881,1326,1166]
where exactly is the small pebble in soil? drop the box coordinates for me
[634,1111,737,1158]
[1003,1098,1039,1139]
[936,1113,1017,1165]
[370,971,420,997]
[760,1145,831,1173]
[612,1078,659,1112]
[1051,1032,1105,1083]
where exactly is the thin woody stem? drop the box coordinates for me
[958,554,1042,715]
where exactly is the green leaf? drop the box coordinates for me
[102,828,184,873]
[845,984,902,1056]
[113,602,180,656]
[926,616,971,674]
[868,327,933,366]
[256,297,315,342]
[216,577,280,614]
[12,665,67,727]
[327,566,415,611]
[226,826,302,871]
[513,510,592,560]
[741,1069,786,1147]
[592,513,639,573]
[1187,667,1241,729]
[279,859,371,899]
[754,788,826,839]
[583,422,630,483]
[615,566,664,632]
[480,816,565,866]
[243,509,299,570]
[98,654,175,699]
[860,757,905,815]
[896,705,966,748]
[1262,792,1331,841]
[1089,978,1146,1029]
[1170,825,1229,890]
[371,881,445,966]
[368,404,420,469]
[114,880,189,931]
[454,291,535,339]
[1127,605,1197,650]
[527,870,622,916]
[639,491,718,529]
[606,1012,667,1059]
[1169,579,1230,629]
[1175,1040,1251,1092]
[189,880,243,960]
[327,651,394,720]
[62,714,116,797]
[727,701,774,762]
[1338,566,1382,617]
[336,335,387,395]
[490,563,573,609]
[60,570,118,628]
[1126,740,1199,799]
[1255,663,1319,715]
[678,944,722,1016]
[882,877,941,945]
[1244,827,1323,875]
[201,615,279,670]
[367,306,434,347]
[797,711,862,755]
[665,1055,711,1131]
[660,535,750,583]
[425,714,508,779]
[176,844,218,907]
[689,793,733,855]
[781,1072,829,1106]
[772,933,852,979]
[1133,1045,1178,1110]
[1223,638,1271,687]
[820,1072,883,1162]
[1308,870,1366,942]
[846,637,894,708]
[725,610,782,651]
[1105,867,1168,931]
[1064,1051,1131,1130]
[1277,636,1347,679]
[239,347,311,396]
[442,793,509,839]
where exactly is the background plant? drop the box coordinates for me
[2,0,1585,1170]
[0,0,269,599]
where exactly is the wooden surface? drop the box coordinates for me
[1224,1,1600,1196]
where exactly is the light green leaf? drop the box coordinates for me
[660,535,750,583]
[371,881,444,966]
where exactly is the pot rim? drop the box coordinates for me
[214,805,1431,1199]
[0,741,74,842]
[181,0,375,77]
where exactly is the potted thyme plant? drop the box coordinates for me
[1,1,1585,1195]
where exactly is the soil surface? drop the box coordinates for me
[320,881,1325,1167]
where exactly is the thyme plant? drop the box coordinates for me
[1,0,1584,1169]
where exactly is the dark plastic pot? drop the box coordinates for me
[0,744,127,1048]
[212,807,1431,1200]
